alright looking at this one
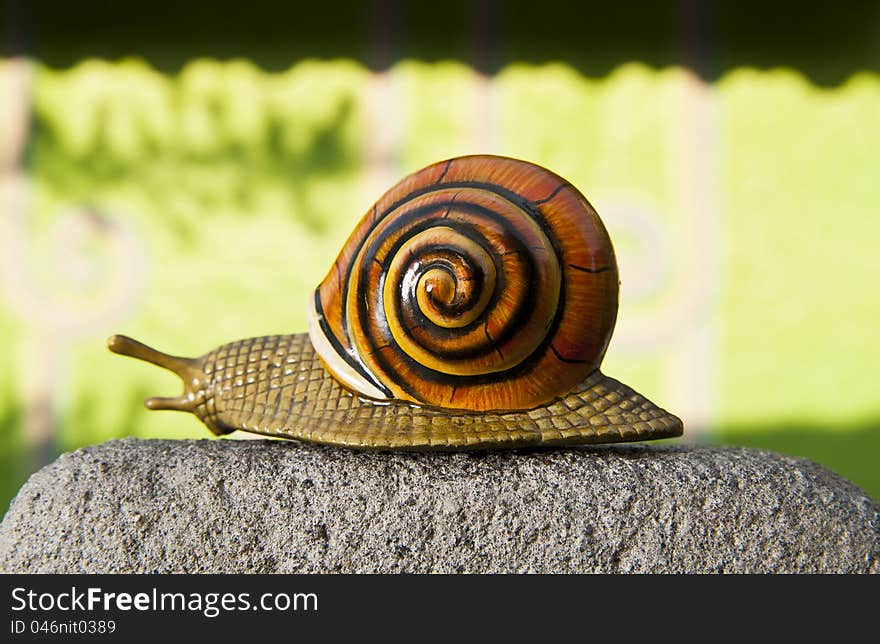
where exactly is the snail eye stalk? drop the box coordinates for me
[107,335,203,413]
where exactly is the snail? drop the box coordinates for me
[108,155,683,449]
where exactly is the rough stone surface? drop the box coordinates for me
[1,438,878,573]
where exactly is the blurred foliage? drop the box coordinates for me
[0,58,878,519]
[718,69,880,424]
[0,386,27,515]
[30,58,368,235]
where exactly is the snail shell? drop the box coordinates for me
[309,155,618,412]
[108,155,683,449]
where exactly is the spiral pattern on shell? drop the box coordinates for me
[310,155,620,412]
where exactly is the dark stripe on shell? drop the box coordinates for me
[349,195,565,400]
[360,202,540,362]
[569,263,611,274]
[530,182,568,205]
[550,343,592,364]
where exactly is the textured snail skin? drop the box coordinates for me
[106,333,682,449]
[108,155,683,449]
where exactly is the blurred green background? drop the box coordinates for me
[1,1,878,514]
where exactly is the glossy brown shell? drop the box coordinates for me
[313,155,619,412]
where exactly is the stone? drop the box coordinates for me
[0,438,877,573]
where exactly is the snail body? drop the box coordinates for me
[109,155,683,449]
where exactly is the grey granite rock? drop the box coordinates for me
[0,438,878,573]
